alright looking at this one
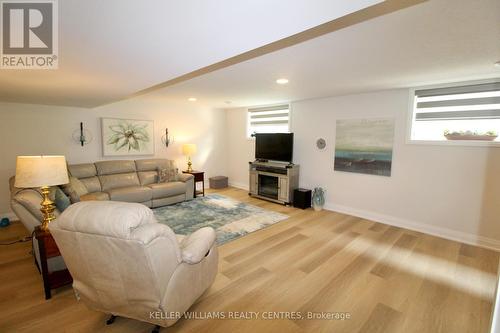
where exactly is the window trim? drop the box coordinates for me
[406,80,500,148]
[246,103,292,140]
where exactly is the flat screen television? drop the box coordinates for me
[255,133,294,163]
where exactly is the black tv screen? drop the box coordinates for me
[255,133,294,162]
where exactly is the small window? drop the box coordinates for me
[247,104,290,138]
[410,81,500,144]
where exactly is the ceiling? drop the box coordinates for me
[145,0,500,109]
[0,0,386,107]
[2,0,498,109]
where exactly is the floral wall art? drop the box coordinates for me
[101,118,154,156]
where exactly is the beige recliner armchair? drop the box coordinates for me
[50,201,218,332]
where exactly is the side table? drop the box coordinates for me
[34,226,72,299]
[182,170,205,197]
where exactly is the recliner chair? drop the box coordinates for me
[49,201,218,332]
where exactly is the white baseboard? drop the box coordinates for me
[0,211,17,221]
[229,181,249,191]
[324,202,500,252]
[226,182,500,250]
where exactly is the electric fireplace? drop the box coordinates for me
[258,174,279,200]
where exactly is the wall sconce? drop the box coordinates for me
[72,122,93,146]
[161,128,173,148]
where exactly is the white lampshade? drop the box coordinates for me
[15,156,69,188]
[182,144,197,156]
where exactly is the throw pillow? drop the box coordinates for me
[158,167,168,183]
[54,187,71,212]
[61,176,89,203]
[167,160,179,182]
[157,163,178,183]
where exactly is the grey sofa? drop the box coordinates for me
[69,159,194,208]
[10,158,194,272]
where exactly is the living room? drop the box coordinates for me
[1,0,500,332]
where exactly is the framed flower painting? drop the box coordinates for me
[101,118,154,156]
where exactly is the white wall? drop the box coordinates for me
[225,89,500,249]
[3,87,499,249]
[226,107,255,189]
[0,96,227,216]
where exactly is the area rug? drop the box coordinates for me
[152,194,289,244]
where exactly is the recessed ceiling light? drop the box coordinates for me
[276,78,289,85]
[495,61,500,68]
[188,97,197,102]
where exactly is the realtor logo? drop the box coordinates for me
[1,0,58,69]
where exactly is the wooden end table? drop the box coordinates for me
[34,226,72,299]
[182,170,205,197]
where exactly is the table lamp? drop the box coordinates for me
[14,156,69,231]
[182,144,197,172]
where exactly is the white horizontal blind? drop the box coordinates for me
[247,104,290,137]
[414,82,500,121]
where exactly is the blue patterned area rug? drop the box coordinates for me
[153,194,289,244]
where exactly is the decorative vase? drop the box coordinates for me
[312,187,325,211]
[0,217,10,228]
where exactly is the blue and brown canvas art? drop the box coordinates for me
[334,118,395,177]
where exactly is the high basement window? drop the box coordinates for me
[247,104,290,138]
[409,81,500,145]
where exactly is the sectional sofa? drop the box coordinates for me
[68,159,194,207]
[10,158,194,272]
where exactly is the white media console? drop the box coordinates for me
[248,161,300,205]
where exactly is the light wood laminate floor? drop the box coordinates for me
[0,187,498,332]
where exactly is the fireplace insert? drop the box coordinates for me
[258,174,279,199]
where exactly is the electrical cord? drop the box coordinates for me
[0,230,34,246]
[0,236,32,245]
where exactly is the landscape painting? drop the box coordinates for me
[101,118,154,156]
[334,118,394,177]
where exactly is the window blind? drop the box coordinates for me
[414,82,500,121]
[247,104,290,135]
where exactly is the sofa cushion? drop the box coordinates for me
[79,176,101,193]
[138,171,158,186]
[68,163,102,193]
[135,159,170,172]
[61,177,89,203]
[107,186,152,202]
[80,192,110,201]
[95,160,136,175]
[99,172,140,192]
[68,163,97,178]
[148,182,186,199]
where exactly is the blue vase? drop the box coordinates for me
[312,187,325,211]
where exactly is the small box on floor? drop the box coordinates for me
[209,176,228,189]
[293,188,311,209]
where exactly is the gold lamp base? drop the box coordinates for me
[39,186,56,231]
[187,157,193,173]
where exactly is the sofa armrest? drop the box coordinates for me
[12,189,45,222]
[179,227,216,264]
[178,173,194,182]
[11,189,61,226]
[178,174,194,199]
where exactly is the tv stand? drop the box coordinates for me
[248,161,299,205]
